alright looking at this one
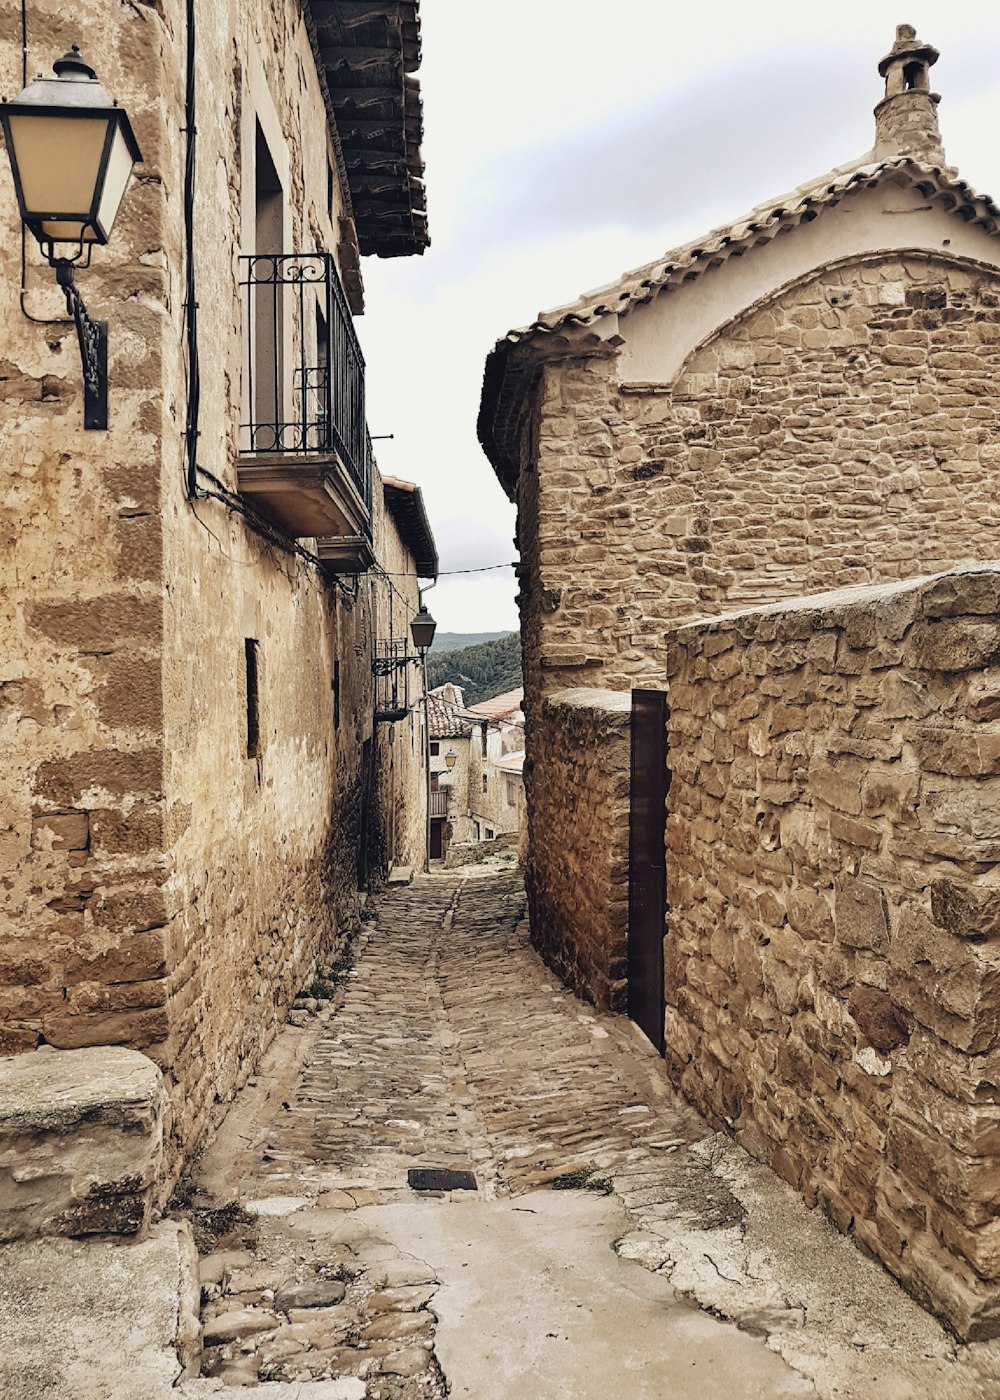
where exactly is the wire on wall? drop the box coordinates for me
[182,0,200,499]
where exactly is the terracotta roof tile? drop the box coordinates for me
[478,156,1000,495]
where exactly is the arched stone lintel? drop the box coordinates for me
[619,182,1000,389]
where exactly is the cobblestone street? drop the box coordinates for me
[184,867,1000,1400]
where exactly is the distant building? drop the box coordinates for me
[427,686,524,858]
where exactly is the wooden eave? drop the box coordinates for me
[382,476,438,579]
[303,0,429,259]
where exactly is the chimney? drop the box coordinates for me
[873,24,945,165]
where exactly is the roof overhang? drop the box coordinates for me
[382,474,438,578]
[304,0,429,258]
[478,157,1000,501]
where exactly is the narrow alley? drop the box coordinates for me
[178,868,1000,1400]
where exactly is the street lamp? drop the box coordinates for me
[410,598,437,872]
[0,46,143,429]
[445,749,457,769]
[409,601,437,652]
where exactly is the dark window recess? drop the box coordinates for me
[430,741,439,756]
[408,1168,477,1192]
[482,773,488,793]
[245,639,260,759]
[332,659,340,730]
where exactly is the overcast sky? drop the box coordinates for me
[359,1,1000,634]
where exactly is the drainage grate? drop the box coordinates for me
[407,1168,478,1192]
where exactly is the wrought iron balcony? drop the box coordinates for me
[374,639,413,722]
[236,252,373,564]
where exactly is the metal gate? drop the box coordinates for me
[628,689,668,1054]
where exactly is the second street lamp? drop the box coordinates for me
[0,45,143,428]
[410,598,438,872]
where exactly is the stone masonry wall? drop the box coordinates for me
[1,0,428,1183]
[0,2,172,1058]
[665,563,1000,1340]
[520,253,1000,705]
[526,689,631,1010]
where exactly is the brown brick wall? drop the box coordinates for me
[664,564,1000,1340]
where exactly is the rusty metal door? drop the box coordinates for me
[628,689,668,1054]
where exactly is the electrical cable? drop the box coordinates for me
[379,562,517,578]
[182,0,200,499]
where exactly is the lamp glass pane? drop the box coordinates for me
[8,112,110,240]
[95,123,135,239]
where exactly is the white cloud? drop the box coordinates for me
[359,1,1000,632]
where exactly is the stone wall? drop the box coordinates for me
[525,689,631,1010]
[0,2,173,1060]
[665,563,1000,1340]
[0,0,429,1182]
[519,253,1000,704]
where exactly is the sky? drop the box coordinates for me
[359,1,1000,634]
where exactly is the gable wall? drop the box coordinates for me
[516,240,1000,1020]
[522,250,1000,705]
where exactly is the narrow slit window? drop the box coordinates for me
[245,638,260,758]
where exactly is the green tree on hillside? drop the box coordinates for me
[426,632,521,707]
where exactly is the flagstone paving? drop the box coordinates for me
[182,865,1000,1400]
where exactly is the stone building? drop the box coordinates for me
[427,685,475,860]
[479,28,1000,1336]
[427,685,524,857]
[0,0,434,1190]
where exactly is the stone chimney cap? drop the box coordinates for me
[878,23,940,77]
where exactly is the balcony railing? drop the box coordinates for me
[374,640,412,722]
[239,252,371,512]
[429,791,449,818]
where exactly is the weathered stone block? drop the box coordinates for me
[33,749,164,806]
[931,878,1000,941]
[26,596,163,650]
[846,985,909,1054]
[0,1047,165,1240]
[835,876,889,952]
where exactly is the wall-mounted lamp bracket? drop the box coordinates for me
[54,260,107,430]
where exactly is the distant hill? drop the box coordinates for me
[426,632,522,708]
[431,630,512,654]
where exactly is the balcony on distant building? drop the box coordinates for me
[429,791,448,818]
[237,252,373,571]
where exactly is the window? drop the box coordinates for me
[252,121,285,435]
[506,778,517,806]
[430,741,440,756]
[482,773,488,794]
[485,828,494,840]
[244,639,260,759]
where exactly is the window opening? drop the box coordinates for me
[245,638,260,759]
[252,121,284,438]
